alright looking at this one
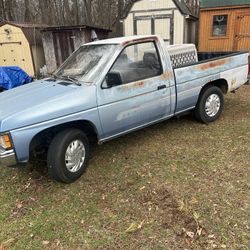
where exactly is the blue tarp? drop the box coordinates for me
[0,66,32,90]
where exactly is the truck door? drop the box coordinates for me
[97,41,171,139]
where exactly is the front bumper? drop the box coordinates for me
[0,148,17,167]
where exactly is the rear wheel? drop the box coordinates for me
[47,129,90,183]
[195,86,224,123]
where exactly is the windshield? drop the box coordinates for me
[55,44,117,83]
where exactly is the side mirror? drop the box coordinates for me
[105,72,122,88]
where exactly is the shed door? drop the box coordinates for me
[234,13,250,52]
[134,14,173,45]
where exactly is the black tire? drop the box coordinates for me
[47,129,90,183]
[194,86,224,123]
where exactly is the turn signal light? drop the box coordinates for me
[0,134,12,149]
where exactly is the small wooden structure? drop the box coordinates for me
[0,21,46,77]
[41,25,111,74]
[122,0,199,46]
[199,0,250,52]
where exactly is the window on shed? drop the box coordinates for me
[212,15,228,36]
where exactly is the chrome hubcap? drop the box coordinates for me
[205,94,221,117]
[65,140,85,173]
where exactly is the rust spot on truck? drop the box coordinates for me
[162,71,167,80]
[196,59,230,71]
[118,81,145,91]
[162,71,174,80]
[231,78,237,86]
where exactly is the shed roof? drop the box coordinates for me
[40,24,111,33]
[0,21,47,46]
[172,0,198,18]
[124,0,198,19]
[200,0,250,9]
[0,21,48,29]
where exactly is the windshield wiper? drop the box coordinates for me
[64,76,82,86]
[52,74,82,86]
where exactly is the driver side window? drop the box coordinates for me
[103,42,163,88]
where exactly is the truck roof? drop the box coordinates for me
[84,35,159,46]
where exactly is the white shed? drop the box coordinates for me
[123,0,199,45]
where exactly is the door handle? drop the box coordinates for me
[157,85,167,90]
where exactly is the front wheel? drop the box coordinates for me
[195,86,224,123]
[47,129,90,183]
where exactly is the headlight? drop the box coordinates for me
[0,134,12,150]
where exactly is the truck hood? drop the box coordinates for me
[0,80,97,132]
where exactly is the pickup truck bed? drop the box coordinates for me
[172,51,248,113]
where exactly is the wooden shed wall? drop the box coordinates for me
[42,28,110,74]
[31,45,45,75]
[124,0,186,44]
[198,6,250,52]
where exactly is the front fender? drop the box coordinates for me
[10,108,102,163]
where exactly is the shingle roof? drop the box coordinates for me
[200,0,250,9]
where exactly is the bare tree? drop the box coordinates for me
[24,0,33,22]
[0,0,138,30]
[82,0,93,25]
[4,0,14,20]
[0,0,6,21]
[73,0,79,24]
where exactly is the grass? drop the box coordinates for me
[0,85,249,250]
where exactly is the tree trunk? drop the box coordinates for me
[24,0,33,22]
[73,0,79,25]
[83,0,92,25]
[0,0,137,28]
[4,0,14,21]
[0,0,6,21]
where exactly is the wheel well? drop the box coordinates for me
[202,79,228,94]
[29,120,98,154]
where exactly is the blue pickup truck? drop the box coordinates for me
[0,35,249,183]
